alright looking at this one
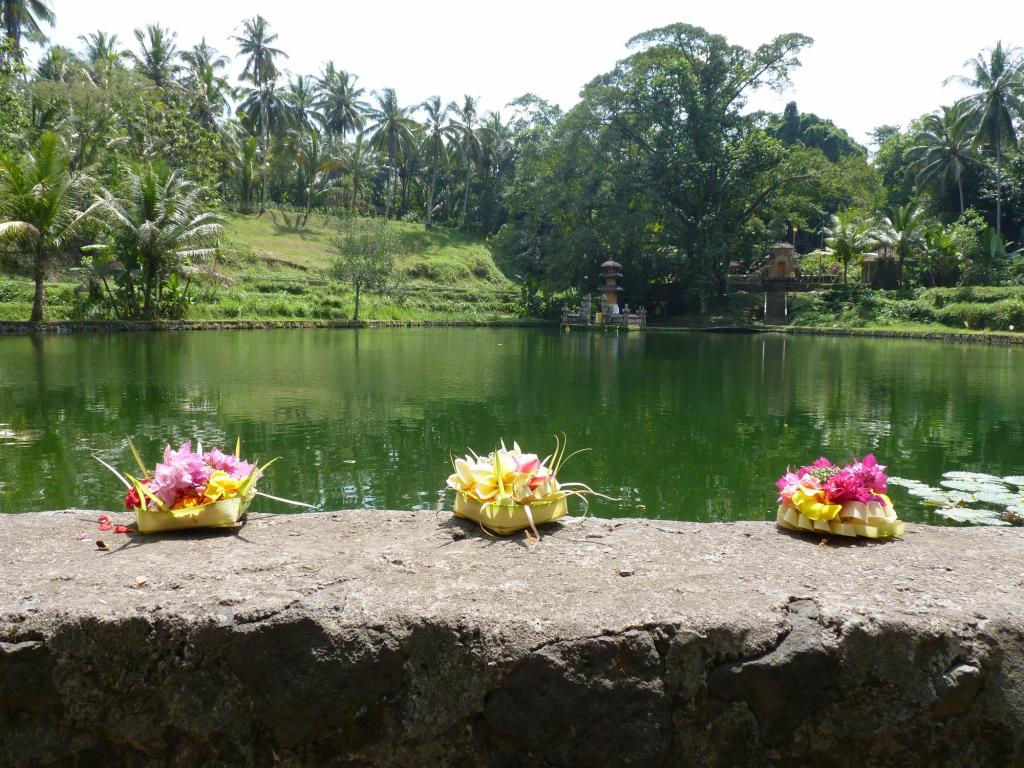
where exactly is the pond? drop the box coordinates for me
[2,328,1023,524]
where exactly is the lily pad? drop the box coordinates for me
[944,471,1006,483]
[934,507,1011,526]
[974,489,1022,506]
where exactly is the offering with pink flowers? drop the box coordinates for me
[775,454,904,539]
[95,438,305,533]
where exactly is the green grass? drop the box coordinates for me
[0,210,521,323]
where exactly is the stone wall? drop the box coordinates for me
[2,511,1022,767]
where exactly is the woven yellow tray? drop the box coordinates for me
[777,503,904,539]
[453,493,568,535]
[135,495,250,534]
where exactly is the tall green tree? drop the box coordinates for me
[522,24,814,309]
[78,30,125,84]
[317,64,367,139]
[419,95,453,229]
[0,132,97,320]
[89,161,221,319]
[287,127,343,225]
[2,0,53,54]
[907,103,977,215]
[451,95,480,230]
[284,74,323,132]
[823,209,877,284]
[130,24,180,89]
[877,202,929,287]
[233,15,287,213]
[181,39,232,128]
[367,88,415,220]
[946,42,1024,234]
[346,132,376,212]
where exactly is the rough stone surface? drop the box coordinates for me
[2,511,1023,767]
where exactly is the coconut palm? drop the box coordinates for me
[233,15,287,213]
[290,128,346,224]
[2,0,54,53]
[181,40,233,129]
[233,15,285,90]
[876,202,929,287]
[367,88,416,220]
[35,45,82,83]
[221,123,259,212]
[317,64,367,140]
[78,30,125,81]
[181,38,228,78]
[907,104,977,216]
[823,209,878,284]
[130,24,180,89]
[90,161,222,319]
[946,42,1024,234]
[451,95,481,230]
[284,75,323,132]
[420,96,454,229]
[0,132,98,321]
[346,133,377,212]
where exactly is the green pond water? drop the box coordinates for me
[1,327,1023,523]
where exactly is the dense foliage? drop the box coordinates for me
[1,6,1023,320]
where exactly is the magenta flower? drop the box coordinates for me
[775,471,820,502]
[149,442,210,506]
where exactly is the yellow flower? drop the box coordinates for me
[203,470,243,504]
[446,442,561,505]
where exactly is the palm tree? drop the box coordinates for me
[181,38,228,81]
[130,24,180,89]
[35,45,82,82]
[907,104,977,216]
[451,95,481,230]
[876,202,928,287]
[2,0,54,54]
[317,64,367,139]
[477,110,514,231]
[78,31,124,81]
[823,209,878,284]
[288,127,344,225]
[221,123,259,212]
[90,161,222,319]
[420,96,454,229]
[367,88,415,220]
[346,133,377,212]
[946,42,1024,235]
[233,15,287,214]
[284,74,323,132]
[181,40,232,129]
[0,132,98,321]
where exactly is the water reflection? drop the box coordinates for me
[1,328,1022,523]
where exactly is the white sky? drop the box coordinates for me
[42,0,1024,146]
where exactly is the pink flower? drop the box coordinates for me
[150,442,210,507]
[857,454,888,494]
[776,471,820,502]
[204,448,257,481]
[513,453,541,476]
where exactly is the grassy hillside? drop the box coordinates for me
[0,210,520,322]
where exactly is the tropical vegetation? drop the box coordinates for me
[1,9,1023,327]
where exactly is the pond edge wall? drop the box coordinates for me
[2,510,1023,767]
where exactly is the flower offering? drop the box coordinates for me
[446,438,608,540]
[96,438,276,533]
[775,454,904,538]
